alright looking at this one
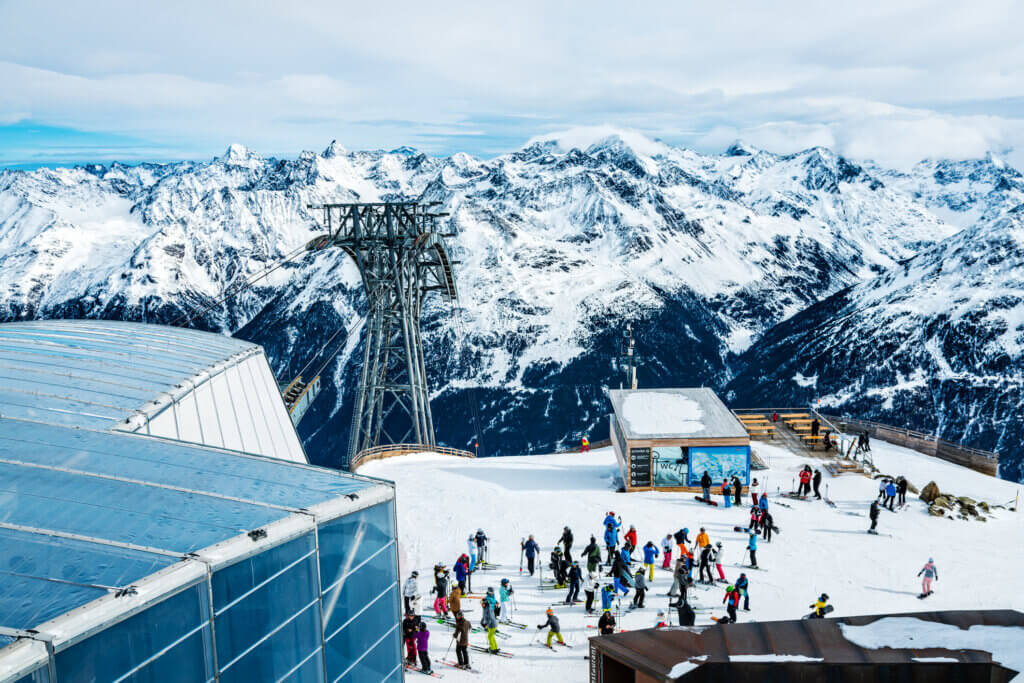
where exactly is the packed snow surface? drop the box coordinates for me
[362,441,1024,682]
[620,392,705,436]
[840,618,1024,679]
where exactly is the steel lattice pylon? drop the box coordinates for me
[306,202,458,465]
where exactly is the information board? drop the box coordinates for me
[628,447,651,488]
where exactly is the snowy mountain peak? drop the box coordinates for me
[218,143,261,167]
[322,140,346,158]
[725,141,758,157]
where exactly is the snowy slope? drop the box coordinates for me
[361,445,1024,682]
[1,137,1022,466]
[728,206,1024,481]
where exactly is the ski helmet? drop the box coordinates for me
[820,593,829,601]
[487,586,494,594]
[477,528,483,534]
[928,557,934,563]
[411,570,418,577]
[546,608,554,615]
[727,585,735,591]
[501,578,509,585]
[657,610,665,617]
[716,541,722,547]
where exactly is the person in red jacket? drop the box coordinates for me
[798,467,812,497]
[581,435,590,453]
[624,525,638,551]
[720,585,741,624]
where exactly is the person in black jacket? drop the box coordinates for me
[732,475,743,506]
[700,471,712,500]
[812,469,822,500]
[559,526,574,562]
[565,562,582,605]
[669,594,695,626]
[760,511,774,542]
[699,544,714,584]
[897,476,908,506]
[402,611,421,665]
[598,611,617,635]
[550,548,566,585]
[869,500,880,533]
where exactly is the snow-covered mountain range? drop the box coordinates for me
[1,133,1022,477]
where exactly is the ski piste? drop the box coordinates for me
[440,660,480,674]
[405,664,444,678]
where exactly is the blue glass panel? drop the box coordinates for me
[123,627,214,683]
[329,614,401,683]
[55,583,212,683]
[213,534,315,610]
[317,503,393,590]
[219,602,321,683]
[0,461,286,553]
[280,649,325,683]
[323,586,400,682]
[0,527,174,630]
[321,540,398,639]
[12,665,50,683]
[0,421,369,509]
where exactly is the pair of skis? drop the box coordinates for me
[440,659,480,674]
[469,644,513,658]
[404,663,444,678]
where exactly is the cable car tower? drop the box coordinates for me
[305,202,458,465]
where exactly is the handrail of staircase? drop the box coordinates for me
[350,443,476,471]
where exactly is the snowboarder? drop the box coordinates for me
[453,611,471,669]
[538,608,566,648]
[918,558,938,597]
[499,578,514,621]
[600,583,615,612]
[869,499,880,534]
[699,543,715,584]
[584,535,602,573]
[735,572,750,611]
[559,526,574,562]
[885,479,897,511]
[581,435,590,453]
[598,610,616,635]
[798,467,812,497]
[474,529,489,564]
[750,477,761,506]
[812,469,822,500]
[642,540,659,581]
[632,567,647,608]
[403,570,420,615]
[722,479,732,508]
[897,476,909,506]
[566,561,582,605]
[522,535,540,576]
[481,588,499,653]
[584,571,598,613]
[733,474,743,507]
[808,593,831,619]
[624,524,638,551]
[431,565,450,616]
[661,533,674,569]
[720,584,740,624]
[403,611,420,665]
[415,622,433,674]
[747,530,758,568]
[700,471,712,500]
[713,541,726,581]
[761,510,774,543]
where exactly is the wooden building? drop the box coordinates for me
[608,388,750,493]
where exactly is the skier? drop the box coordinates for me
[696,527,710,550]
[655,610,668,628]
[453,611,471,669]
[538,608,566,648]
[812,469,822,500]
[402,611,420,665]
[700,471,713,500]
[808,593,830,619]
[624,525,638,551]
[713,541,726,581]
[798,467,812,497]
[600,583,615,612]
[720,584,740,624]
[598,610,617,635]
[474,529,489,564]
[733,474,743,507]
[868,499,880,534]
[584,571,598,613]
[431,565,450,617]
[673,528,690,561]
[522,535,540,576]
[499,578,514,622]
[699,543,715,584]
[454,554,470,593]
[481,588,499,653]
[584,535,602,573]
[722,479,732,508]
[735,572,750,611]
[604,522,620,564]
[549,547,566,586]
[897,476,909,507]
[642,540,659,581]
[750,477,761,506]
[611,551,632,597]
[877,478,888,502]
[747,530,759,569]
[668,558,688,603]
[403,570,420,614]
[566,561,582,605]
[449,584,463,616]
[602,511,620,528]
[918,558,938,597]
[761,510,774,542]
[415,622,433,674]
[467,535,477,571]
[632,566,647,608]
[661,533,674,570]
[619,541,633,568]
[885,479,897,511]
[581,435,590,453]
[559,526,574,562]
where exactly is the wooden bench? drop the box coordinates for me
[745,425,775,433]
[741,418,771,424]
[738,415,768,422]
[746,427,775,440]
[780,413,810,419]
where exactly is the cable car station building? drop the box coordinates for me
[608,388,751,493]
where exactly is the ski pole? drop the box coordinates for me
[519,538,525,574]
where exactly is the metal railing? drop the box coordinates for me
[349,443,475,471]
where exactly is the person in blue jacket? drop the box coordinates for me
[521,535,540,576]
[604,521,621,564]
[642,541,659,581]
[601,583,615,612]
[735,572,750,611]
[619,544,632,567]
[454,554,470,592]
[759,493,769,513]
[747,530,759,569]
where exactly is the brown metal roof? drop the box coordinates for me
[591,610,1024,681]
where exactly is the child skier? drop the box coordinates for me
[415,622,433,674]
[918,558,938,597]
[661,534,673,569]
[720,584,740,624]
[642,541,659,581]
[581,435,590,453]
[538,608,566,648]
[655,610,668,628]
[499,578,514,621]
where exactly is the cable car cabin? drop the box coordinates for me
[608,388,751,493]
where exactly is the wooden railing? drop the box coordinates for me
[350,443,475,471]
[821,414,998,477]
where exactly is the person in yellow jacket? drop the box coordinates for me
[581,435,590,453]
[695,527,710,550]
[808,593,831,619]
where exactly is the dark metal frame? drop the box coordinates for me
[306,202,458,465]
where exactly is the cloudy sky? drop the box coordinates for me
[2,0,1023,167]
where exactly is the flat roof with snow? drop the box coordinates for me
[608,387,748,440]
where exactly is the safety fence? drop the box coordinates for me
[350,443,475,471]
